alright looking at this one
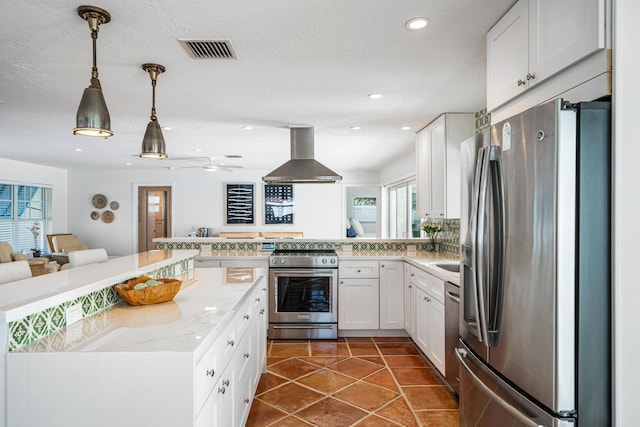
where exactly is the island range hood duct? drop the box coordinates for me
[262,127,342,184]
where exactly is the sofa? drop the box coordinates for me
[0,241,28,263]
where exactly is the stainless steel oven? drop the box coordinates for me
[268,249,338,339]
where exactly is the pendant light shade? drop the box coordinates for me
[73,6,113,138]
[139,63,168,159]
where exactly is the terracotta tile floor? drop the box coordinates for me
[246,337,459,427]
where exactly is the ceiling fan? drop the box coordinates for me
[168,157,244,172]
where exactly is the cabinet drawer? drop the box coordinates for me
[411,267,445,304]
[339,261,379,278]
[195,339,219,415]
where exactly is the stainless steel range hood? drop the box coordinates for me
[262,127,342,184]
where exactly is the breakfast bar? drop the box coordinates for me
[1,250,267,427]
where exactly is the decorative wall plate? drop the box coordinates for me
[101,210,114,223]
[110,201,119,210]
[90,211,100,220]
[92,194,107,209]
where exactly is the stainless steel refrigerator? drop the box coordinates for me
[456,99,611,427]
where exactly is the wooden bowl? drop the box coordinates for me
[115,275,182,306]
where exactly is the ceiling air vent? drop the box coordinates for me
[178,39,238,59]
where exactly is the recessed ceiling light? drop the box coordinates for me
[367,93,383,99]
[351,126,361,130]
[242,126,253,130]
[168,166,176,170]
[401,126,412,130]
[405,17,430,30]
[194,148,203,152]
[125,162,133,166]
[162,126,172,131]
[74,148,83,152]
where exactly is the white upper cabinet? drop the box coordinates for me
[416,113,474,219]
[487,0,606,111]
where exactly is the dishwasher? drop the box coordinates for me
[445,281,460,394]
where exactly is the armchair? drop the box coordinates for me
[46,234,89,265]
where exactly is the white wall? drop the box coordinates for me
[0,158,68,233]
[613,0,640,425]
[67,167,378,256]
[379,150,416,186]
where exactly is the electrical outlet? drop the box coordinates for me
[65,304,83,326]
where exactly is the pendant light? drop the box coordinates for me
[139,63,168,159]
[73,6,113,138]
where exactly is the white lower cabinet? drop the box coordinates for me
[403,263,414,335]
[338,261,379,330]
[379,261,404,329]
[339,277,379,329]
[405,264,446,375]
[197,283,267,427]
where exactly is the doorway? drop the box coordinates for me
[138,186,172,252]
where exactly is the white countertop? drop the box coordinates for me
[0,250,198,322]
[14,267,266,356]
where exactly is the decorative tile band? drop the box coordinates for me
[7,256,196,352]
[475,107,491,133]
[157,233,461,257]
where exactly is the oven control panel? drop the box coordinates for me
[269,250,338,268]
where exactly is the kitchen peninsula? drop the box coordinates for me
[1,250,267,427]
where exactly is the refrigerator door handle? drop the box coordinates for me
[456,348,545,427]
[486,146,506,343]
[475,146,491,345]
[469,146,488,342]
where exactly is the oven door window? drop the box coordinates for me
[277,276,331,312]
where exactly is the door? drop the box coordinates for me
[138,186,172,252]
[489,100,576,413]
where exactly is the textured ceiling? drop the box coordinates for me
[0,0,514,173]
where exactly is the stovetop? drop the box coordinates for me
[269,249,338,268]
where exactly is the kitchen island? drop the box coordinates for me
[2,251,267,427]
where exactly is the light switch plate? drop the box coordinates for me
[65,304,83,326]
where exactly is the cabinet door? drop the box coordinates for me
[414,287,431,355]
[404,263,415,335]
[429,300,446,375]
[416,128,432,216]
[338,278,379,329]
[428,118,447,218]
[379,261,404,329]
[487,0,529,110]
[528,0,604,85]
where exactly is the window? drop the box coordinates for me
[0,183,52,253]
[387,179,419,238]
[352,197,377,223]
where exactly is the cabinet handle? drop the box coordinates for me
[381,264,385,268]
[424,296,431,301]
[244,352,250,359]
[409,285,413,288]
[206,369,215,377]
[340,281,344,284]
[244,314,250,320]
[223,379,230,387]
[517,79,526,86]
[227,339,235,346]
[255,297,261,302]
[411,273,415,277]
[440,213,444,216]
[260,308,265,315]
[218,386,226,394]
[357,269,361,273]
[244,398,250,404]
[526,72,535,80]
